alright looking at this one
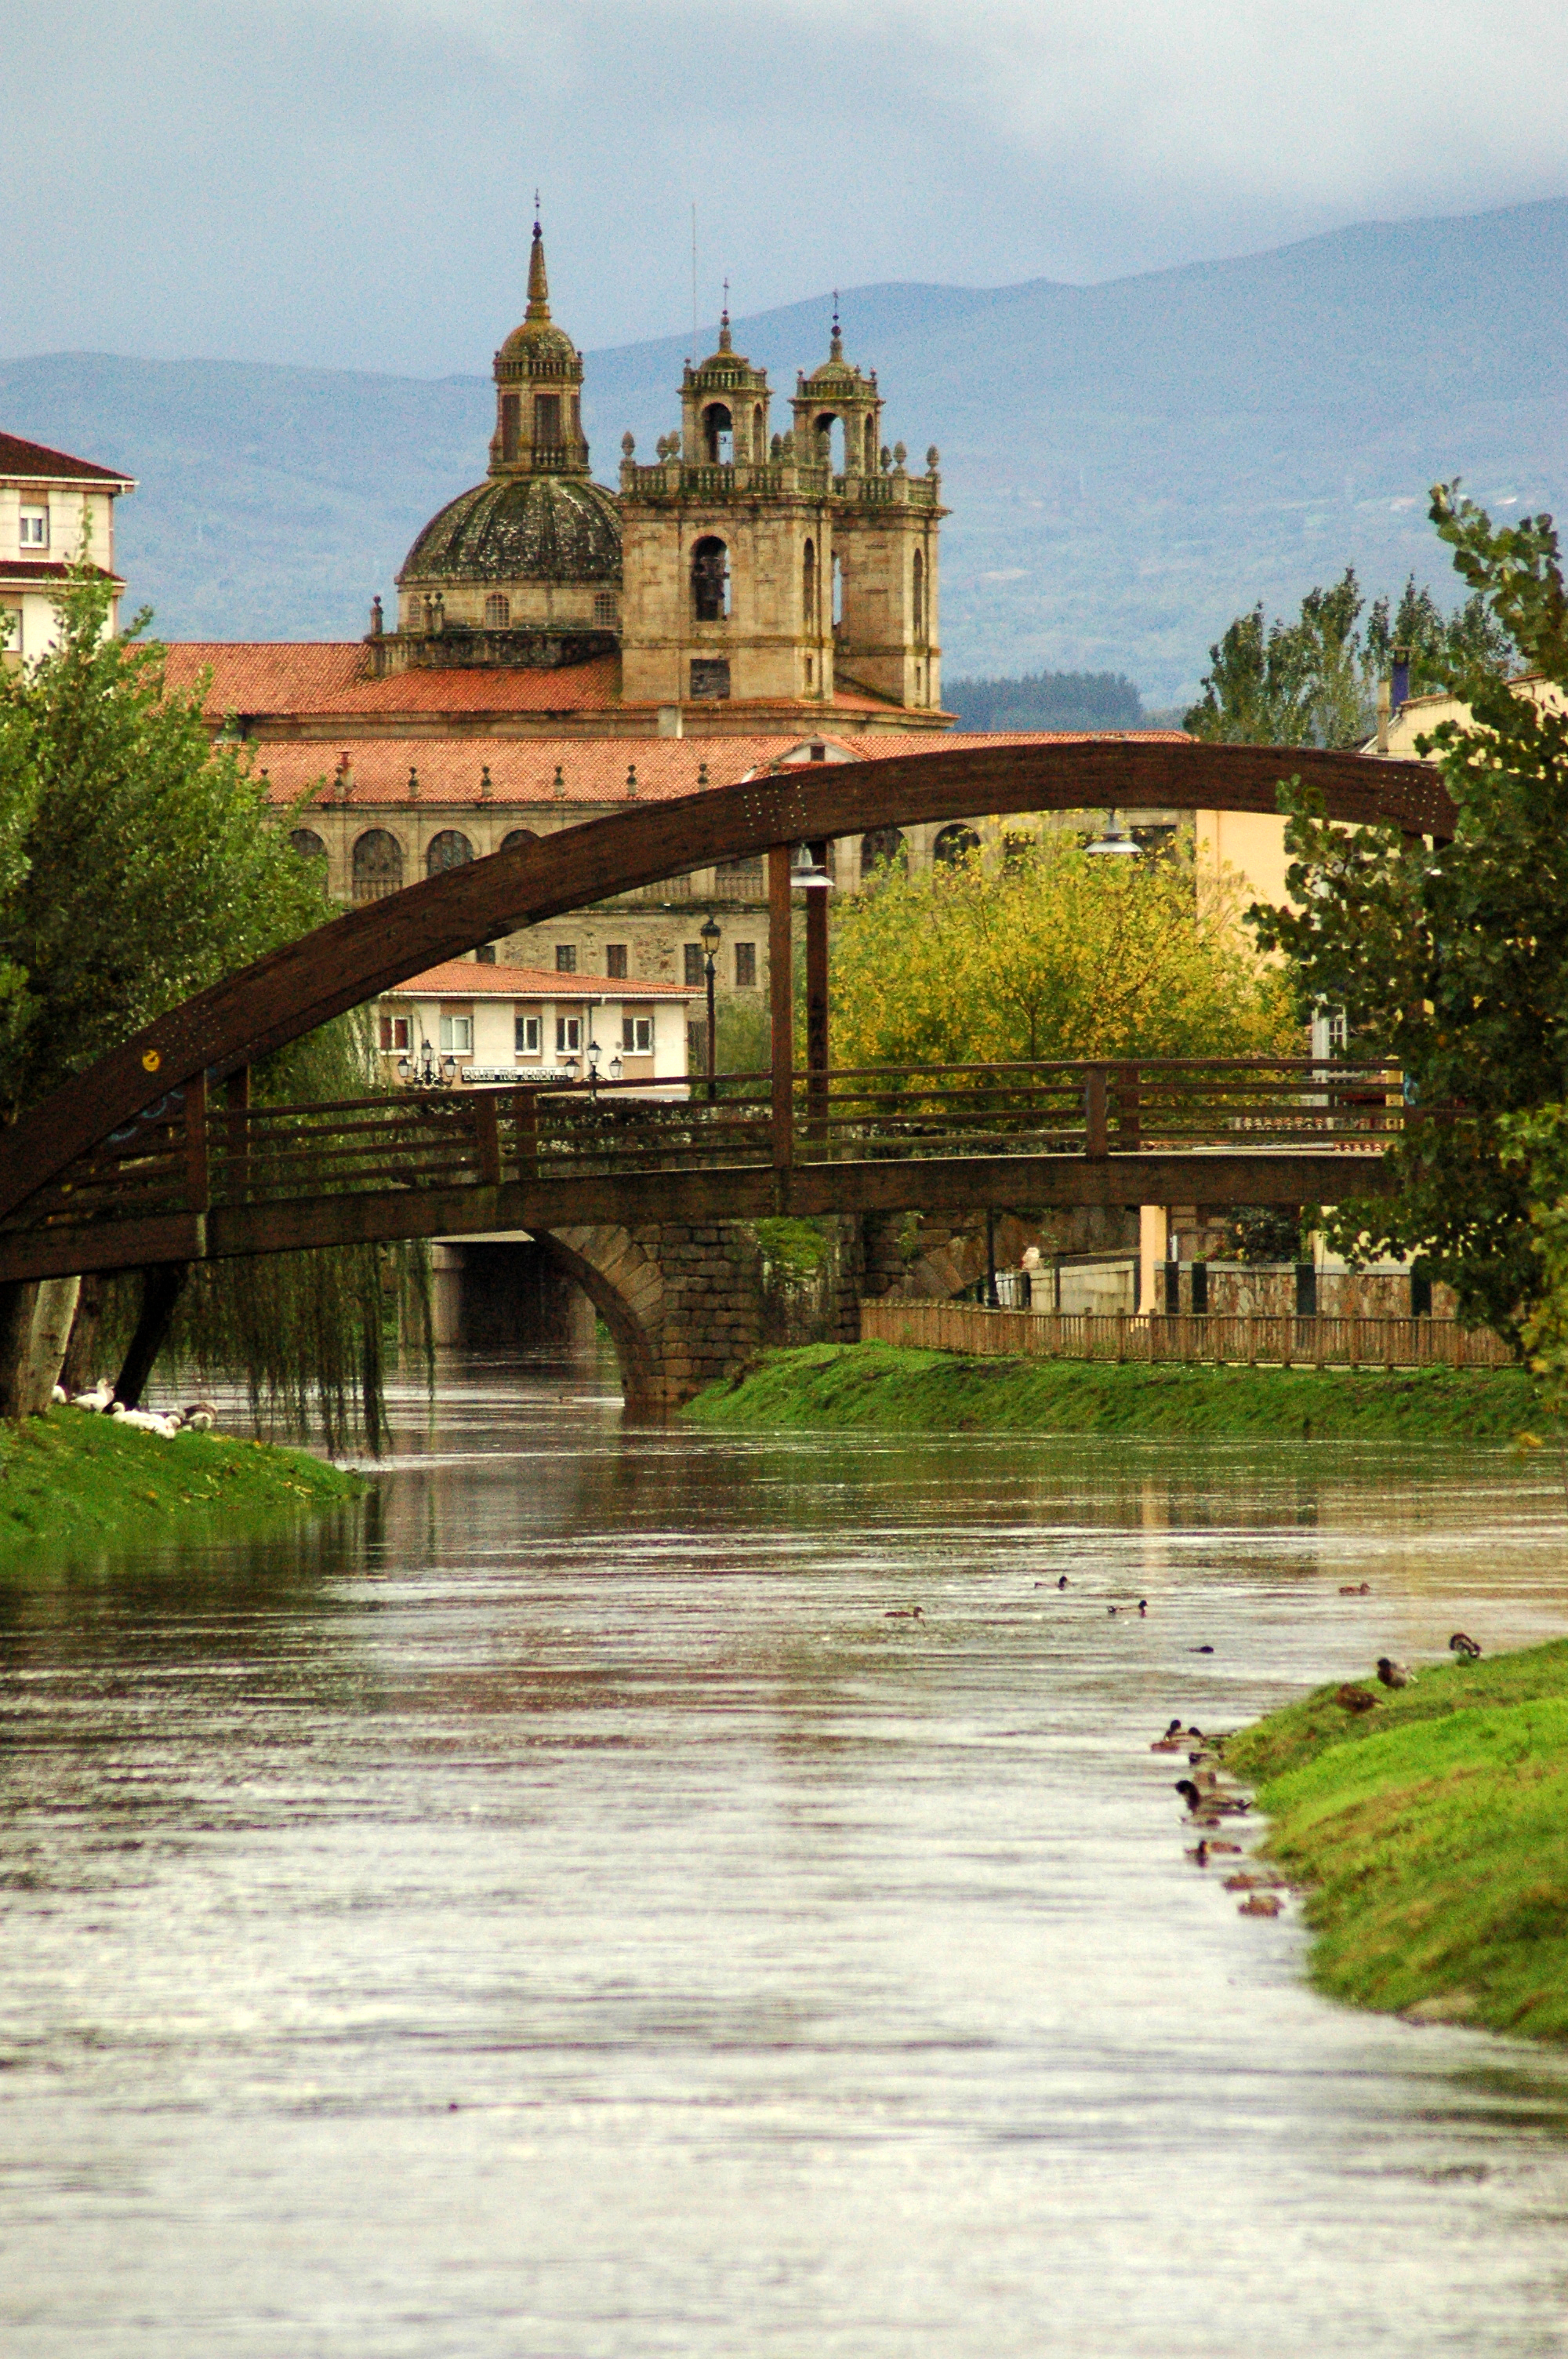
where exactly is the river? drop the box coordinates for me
[5,1360,1568,2356]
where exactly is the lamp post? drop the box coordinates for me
[699,911,721,1103]
[396,1038,457,1090]
[586,1038,601,1100]
[1084,809,1140,859]
[791,842,834,1144]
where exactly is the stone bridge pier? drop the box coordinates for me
[435,1201,1137,1414]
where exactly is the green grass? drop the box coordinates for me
[686,1342,1535,1441]
[1227,1642,1568,2039]
[0,1405,362,1560]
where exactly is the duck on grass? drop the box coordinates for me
[1223,1639,1568,2042]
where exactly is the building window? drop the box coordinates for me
[734,941,757,988]
[18,507,47,549]
[691,536,729,622]
[351,827,405,903]
[606,943,628,978]
[802,536,816,627]
[500,392,521,462]
[913,548,925,642]
[689,658,730,700]
[593,591,617,627]
[475,943,496,964]
[555,943,577,974]
[556,1015,582,1054]
[499,828,537,853]
[438,1012,474,1054]
[535,392,561,445]
[933,822,981,867]
[288,827,327,863]
[378,1013,410,1052]
[684,943,704,987]
[485,593,510,627]
[425,829,474,875]
[702,402,734,463]
[861,827,907,885]
[622,1015,654,1055]
[515,1013,541,1057]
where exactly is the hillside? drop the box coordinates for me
[4,198,1565,702]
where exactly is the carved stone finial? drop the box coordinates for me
[369,594,383,636]
[407,765,420,801]
[479,764,492,801]
[622,430,635,456]
[626,762,638,798]
[927,445,940,471]
[553,763,565,798]
[893,442,907,468]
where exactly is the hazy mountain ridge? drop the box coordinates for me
[4,198,1564,700]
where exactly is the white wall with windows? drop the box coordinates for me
[0,455,131,665]
[374,962,697,1091]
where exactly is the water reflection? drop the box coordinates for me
[3,1360,1568,2357]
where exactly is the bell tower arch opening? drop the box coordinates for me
[691,536,730,622]
[702,403,735,464]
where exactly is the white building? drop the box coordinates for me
[376,958,698,1089]
[0,431,136,665]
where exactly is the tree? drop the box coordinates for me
[831,827,1298,1072]
[0,572,397,1432]
[1184,565,1517,749]
[1247,483,1568,1347]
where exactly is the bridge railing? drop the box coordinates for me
[0,1059,1439,1262]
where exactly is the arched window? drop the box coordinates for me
[933,823,980,869]
[691,536,729,622]
[485,593,510,627]
[815,412,846,472]
[499,393,520,463]
[289,827,327,864]
[752,405,764,460]
[863,416,877,471]
[702,403,733,464]
[860,827,906,886]
[499,828,538,854]
[913,550,925,642]
[351,828,405,903]
[426,830,474,877]
[534,392,561,448]
[802,538,817,629]
[831,551,844,631]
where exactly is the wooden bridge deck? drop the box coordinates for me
[0,1058,1419,1284]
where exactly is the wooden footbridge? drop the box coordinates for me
[0,737,1452,1293]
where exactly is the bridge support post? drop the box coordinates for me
[115,1263,191,1409]
[768,845,793,1172]
[804,842,830,1148]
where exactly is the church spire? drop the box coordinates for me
[526,209,551,322]
[829,292,843,364]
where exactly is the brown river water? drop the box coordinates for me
[5,1359,1568,2357]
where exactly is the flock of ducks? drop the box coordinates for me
[55,1381,216,1439]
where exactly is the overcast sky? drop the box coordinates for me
[6,0,1566,375]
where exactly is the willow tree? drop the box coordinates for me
[0,572,412,1437]
[831,828,1298,1071]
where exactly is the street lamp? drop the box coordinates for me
[396,1038,457,1089]
[1084,809,1140,859]
[699,911,721,1103]
[586,1038,602,1098]
[789,842,834,889]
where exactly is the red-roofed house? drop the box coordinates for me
[0,432,136,664]
[375,958,698,1089]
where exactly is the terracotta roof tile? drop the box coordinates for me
[0,559,123,586]
[0,431,136,488]
[256,729,1190,811]
[385,958,696,999]
[159,642,622,718]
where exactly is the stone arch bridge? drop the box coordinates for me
[0,740,1450,1411]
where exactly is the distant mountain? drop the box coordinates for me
[4,198,1565,702]
[944,671,1145,732]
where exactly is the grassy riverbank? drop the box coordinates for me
[0,1407,361,1559]
[1228,1644,1568,2039]
[688,1342,1534,1441]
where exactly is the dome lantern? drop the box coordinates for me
[488,213,591,482]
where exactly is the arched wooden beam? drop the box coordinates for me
[0,738,1446,1222]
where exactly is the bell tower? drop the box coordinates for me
[488,214,592,482]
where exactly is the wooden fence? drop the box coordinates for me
[861,1299,1512,1369]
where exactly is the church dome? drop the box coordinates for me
[497,315,578,367]
[398,474,622,588]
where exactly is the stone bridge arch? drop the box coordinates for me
[538,1219,761,1415]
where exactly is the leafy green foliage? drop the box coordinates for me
[0,570,416,1441]
[1184,564,1515,748]
[1247,486,1568,1346]
[832,828,1298,1069]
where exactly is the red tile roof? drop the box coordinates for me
[0,432,136,489]
[384,958,697,999]
[0,559,123,586]
[160,642,622,718]
[256,729,1190,810]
